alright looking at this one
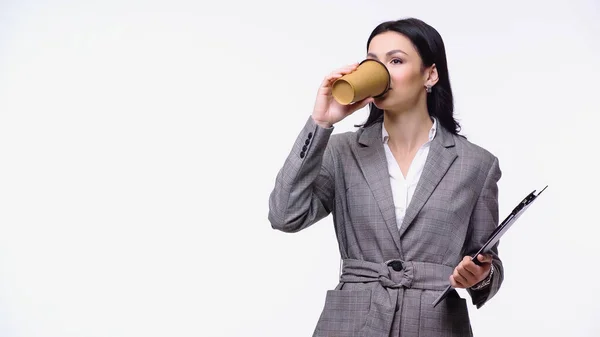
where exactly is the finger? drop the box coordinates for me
[468,254,491,270]
[463,258,481,274]
[449,275,458,288]
[470,264,491,285]
[449,274,466,288]
[477,254,493,264]
[457,262,477,282]
[320,73,349,91]
[452,269,469,288]
[341,62,360,72]
[480,266,492,281]
[323,64,360,83]
[453,276,467,288]
[320,73,343,88]
[462,255,478,274]
[347,97,374,113]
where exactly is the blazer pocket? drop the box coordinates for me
[313,289,372,336]
[420,294,472,337]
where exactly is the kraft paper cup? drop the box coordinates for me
[332,59,391,105]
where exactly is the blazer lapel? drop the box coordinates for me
[354,123,403,255]
[397,124,458,239]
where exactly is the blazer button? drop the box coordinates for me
[302,145,307,151]
[305,139,310,145]
[307,132,313,139]
[300,151,305,158]
[387,260,403,272]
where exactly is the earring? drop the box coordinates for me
[425,85,432,93]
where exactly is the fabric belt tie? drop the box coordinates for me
[337,258,453,336]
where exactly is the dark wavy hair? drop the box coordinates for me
[358,18,461,135]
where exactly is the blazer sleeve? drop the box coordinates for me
[465,156,504,308]
[268,116,336,233]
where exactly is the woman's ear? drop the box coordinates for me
[424,63,439,88]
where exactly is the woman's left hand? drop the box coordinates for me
[449,254,493,288]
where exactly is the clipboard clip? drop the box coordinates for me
[512,185,548,214]
[472,185,548,267]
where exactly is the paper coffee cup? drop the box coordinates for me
[332,59,391,105]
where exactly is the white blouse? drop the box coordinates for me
[382,118,437,229]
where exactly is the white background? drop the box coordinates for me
[0,0,599,336]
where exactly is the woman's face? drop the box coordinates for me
[366,31,435,112]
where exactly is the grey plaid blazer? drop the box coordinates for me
[268,116,503,337]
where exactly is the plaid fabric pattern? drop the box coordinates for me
[268,117,503,336]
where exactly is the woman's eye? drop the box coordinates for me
[390,59,403,65]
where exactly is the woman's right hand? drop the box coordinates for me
[311,63,374,128]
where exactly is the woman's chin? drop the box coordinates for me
[373,96,389,110]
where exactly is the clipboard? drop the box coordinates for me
[432,185,548,307]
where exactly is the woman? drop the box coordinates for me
[268,17,503,337]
